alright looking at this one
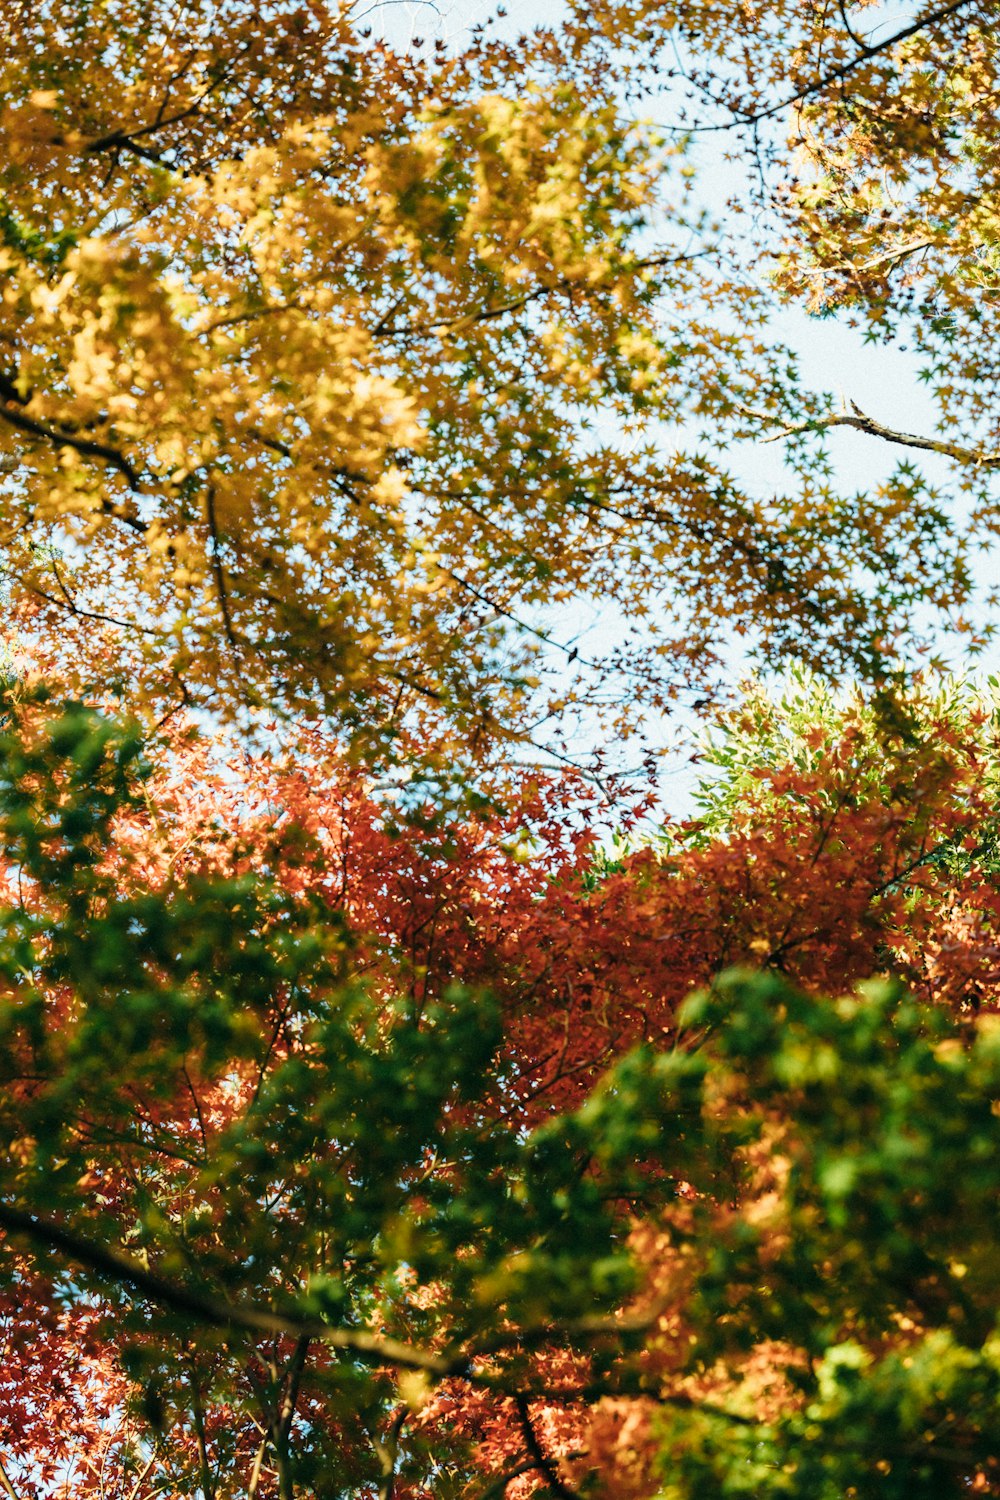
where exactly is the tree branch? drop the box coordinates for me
[273,1335,309,1500]
[475,1456,540,1500]
[0,1454,19,1500]
[513,1395,582,1500]
[0,403,143,495]
[126,1447,160,1500]
[23,568,163,639]
[0,1199,770,1454]
[0,1202,455,1377]
[801,237,938,278]
[739,398,1000,467]
[696,0,975,131]
[375,1407,409,1500]
[204,481,241,649]
[81,41,256,163]
[245,1436,268,1500]
[187,1365,216,1500]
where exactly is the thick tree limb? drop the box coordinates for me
[0,1455,19,1500]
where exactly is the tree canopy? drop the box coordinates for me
[0,0,986,758]
[0,1,998,1497]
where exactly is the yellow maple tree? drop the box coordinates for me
[0,0,973,759]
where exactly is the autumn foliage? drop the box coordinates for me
[0,674,994,1497]
[1,0,1000,1497]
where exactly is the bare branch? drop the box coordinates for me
[739,398,1000,467]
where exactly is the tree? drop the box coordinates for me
[1,1,1000,1496]
[0,677,996,1495]
[0,0,975,762]
[580,0,1000,587]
